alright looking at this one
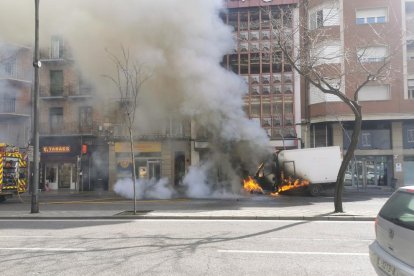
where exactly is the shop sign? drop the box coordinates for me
[42,146,71,154]
[115,142,161,153]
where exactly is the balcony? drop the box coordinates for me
[40,47,73,63]
[0,68,31,83]
[40,84,93,99]
[0,98,30,117]
[40,122,99,136]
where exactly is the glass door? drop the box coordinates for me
[148,161,161,180]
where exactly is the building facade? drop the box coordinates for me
[38,36,109,192]
[224,0,302,150]
[303,0,414,189]
[0,42,32,149]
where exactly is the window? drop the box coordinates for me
[0,94,16,113]
[79,106,93,130]
[357,46,388,63]
[344,122,391,150]
[311,42,342,64]
[49,107,63,132]
[356,8,388,24]
[358,85,390,101]
[309,2,339,30]
[361,132,372,147]
[408,129,414,143]
[51,35,64,59]
[408,79,414,99]
[50,70,64,96]
[403,122,414,149]
[3,58,16,77]
[167,118,184,137]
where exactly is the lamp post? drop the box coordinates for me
[31,0,40,213]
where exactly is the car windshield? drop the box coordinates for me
[379,190,414,231]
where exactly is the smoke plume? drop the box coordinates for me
[0,0,271,198]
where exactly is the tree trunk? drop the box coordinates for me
[334,104,362,212]
[129,127,137,214]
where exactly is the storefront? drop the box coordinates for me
[110,140,190,191]
[115,141,163,181]
[345,155,394,188]
[40,137,81,191]
[40,136,109,191]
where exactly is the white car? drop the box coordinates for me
[369,186,414,276]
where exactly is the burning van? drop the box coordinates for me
[244,146,342,196]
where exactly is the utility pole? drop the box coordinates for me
[31,0,40,213]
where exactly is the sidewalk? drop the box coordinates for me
[0,188,393,221]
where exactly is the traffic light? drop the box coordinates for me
[81,144,88,155]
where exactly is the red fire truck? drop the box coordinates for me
[0,143,28,202]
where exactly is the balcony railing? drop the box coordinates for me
[0,98,30,116]
[40,84,93,98]
[40,122,99,136]
[111,124,191,140]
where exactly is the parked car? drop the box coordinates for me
[369,186,414,275]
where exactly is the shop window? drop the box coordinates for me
[408,129,414,143]
[361,132,372,147]
[403,122,414,149]
[344,122,391,150]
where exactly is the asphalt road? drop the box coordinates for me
[0,219,376,276]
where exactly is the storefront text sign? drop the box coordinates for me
[42,146,71,153]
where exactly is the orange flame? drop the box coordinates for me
[277,177,310,193]
[243,176,264,194]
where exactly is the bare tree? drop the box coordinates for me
[105,47,151,214]
[262,0,397,212]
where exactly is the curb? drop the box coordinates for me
[0,215,376,221]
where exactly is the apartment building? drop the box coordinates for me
[0,42,32,149]
[304,0,414,189]
[38,36,109,192]
[223,0,302,151]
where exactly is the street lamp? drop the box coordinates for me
[31,0,40,213]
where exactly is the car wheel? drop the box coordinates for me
[309,184,322,196]
[0,196,6,203]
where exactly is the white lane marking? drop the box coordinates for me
[0,236,52,238]
[0,247,87,252]
[218,250,369,256]
[271,237,373,242]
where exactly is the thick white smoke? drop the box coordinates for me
[0,0,271,198]
[114,178,175,200]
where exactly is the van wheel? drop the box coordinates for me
[0,196,6,203]
[309,185,322,196]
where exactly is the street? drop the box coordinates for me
[0,219,376,276]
